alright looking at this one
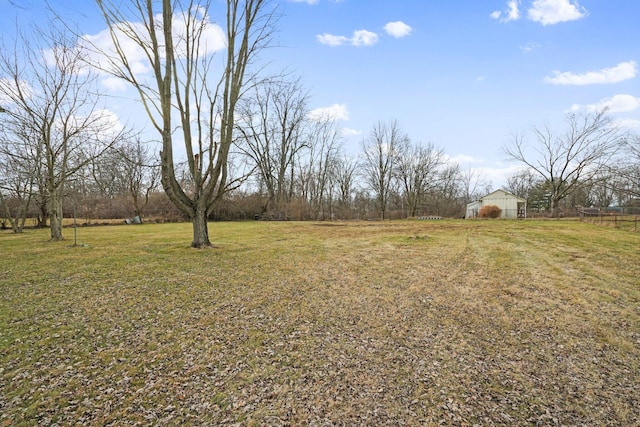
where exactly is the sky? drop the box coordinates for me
[1,0,639,188]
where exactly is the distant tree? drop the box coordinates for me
[504,109,624,217]
[117,138,161,219]
[429,163,463,217]
[395,141,445,217]
[581,170,615,208]
[86,145,128,199]
[527,179,552,212]
[298,114,342,220]
[95,0,277,247]
[611,134,640,204]
[0,137,36,232]
[1,104,37,232]
[460,168,491,203]
[361,120,406,220]
[505,168,538,201]
[333,155,358,219]
[237,78,309,217]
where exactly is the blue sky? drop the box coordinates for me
[272,0,640,185]
[2,0,639,187]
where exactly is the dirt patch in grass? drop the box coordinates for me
[1,220,639,425]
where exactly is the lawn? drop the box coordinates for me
[1,220,639,426]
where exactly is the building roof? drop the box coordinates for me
[466,189,527,208]
[479,189,526,203]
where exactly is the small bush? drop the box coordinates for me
[479,204,502,218]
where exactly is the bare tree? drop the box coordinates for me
[94,0,276,247]
[504,109,624,217]
[505,168,538,200]
[360,120,406,220]
[298,115,342,220]
[237,78,308,217]
[85,138,160,219]
[0,140,36,232]
[578,169,617,208]
[117,138,161,219]
[611,134,640,204]
[1,105,37,232]
[86,146,128,198]
[460,168,492,204]
[333,154,358,219]
[395,141,445,217]
[0,25,127,240]
[428,163,463,217]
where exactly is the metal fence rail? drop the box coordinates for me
[579,213,639,232]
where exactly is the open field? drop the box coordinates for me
[1,220,639,426]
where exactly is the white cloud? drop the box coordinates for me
[351,30,379,47]
[505,0,521,22]
[545,61,637,85]
[316,33,349,47]
[101,76,129,92]
[491,0,521,23]
[585,94,640,113]
[527,0,587,25]
[492,0,587,26]
[318,21,412,47]
[308,103,350,121]
[384,21,413,38]
[445,154,485,165]
[601,94,640,113]
[317,29,378,47]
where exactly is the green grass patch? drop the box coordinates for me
[1,220,639,425]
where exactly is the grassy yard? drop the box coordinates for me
[1,220,639,426]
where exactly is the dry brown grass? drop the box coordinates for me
[1,219,639,425]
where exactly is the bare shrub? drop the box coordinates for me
[479,205,502,218]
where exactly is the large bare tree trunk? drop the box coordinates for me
[96,0,274,247]
[49,189,64,241]
[192,204,210,248]
[550,197,561,218]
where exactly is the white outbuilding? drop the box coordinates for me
[466,189,527,219]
